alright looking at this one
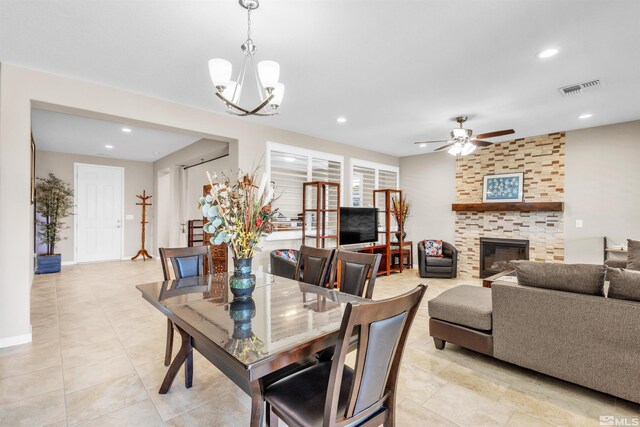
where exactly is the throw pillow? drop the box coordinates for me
[627,239,640,271]
[424,240,443,257]
[607,267,640,302]
[512,260,606,296]
[275,249,297,263]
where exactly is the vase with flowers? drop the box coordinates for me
[199,166,277,299]
[391,195,411,242]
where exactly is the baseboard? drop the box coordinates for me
[0,328,32,348]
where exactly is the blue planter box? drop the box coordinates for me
[36,254,61,274]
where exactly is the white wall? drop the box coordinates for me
[399,151,457,263]
[35,151,154,262]
[0,63,397,346]
[564,120,640,263]
[185,156,230,220]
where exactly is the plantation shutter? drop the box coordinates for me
[270,151,307,219]
[378,169,399,190]
[352,165,376,207]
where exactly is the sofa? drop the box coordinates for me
[428,261,640,404]
[418,240,458,278]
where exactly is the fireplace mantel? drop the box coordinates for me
[452,202,564,212]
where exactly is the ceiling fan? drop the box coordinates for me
[414,116,515,156]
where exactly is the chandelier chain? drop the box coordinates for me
[246,8,252,43]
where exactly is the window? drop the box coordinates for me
[266,142,343,239]
[349,159,399,207]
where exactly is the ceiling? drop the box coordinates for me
[3,1,640,157]
[31,109,204,162]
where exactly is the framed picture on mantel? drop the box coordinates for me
[483,172,524,203]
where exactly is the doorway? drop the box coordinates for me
[74,163,124,262]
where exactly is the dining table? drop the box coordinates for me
[136,271,368,426]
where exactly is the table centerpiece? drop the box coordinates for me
[199,166,277,299]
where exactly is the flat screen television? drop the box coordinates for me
[339,207,378,245]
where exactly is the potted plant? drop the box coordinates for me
[199,166,278,299]
[391,195,411,242]
[35,173,74,274]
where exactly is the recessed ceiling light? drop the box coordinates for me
[104,144,114,149]
[536,48,558,59]
[121,127,132,133]
[336,117,347,124]
[418,143,427,148]
[578,113,592,119]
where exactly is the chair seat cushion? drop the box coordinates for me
[426,257,452,267]
[264,361,354,427]
[428,285,492,331]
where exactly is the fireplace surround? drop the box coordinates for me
[479,237,529,278]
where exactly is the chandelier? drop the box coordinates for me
[208,0,284,116]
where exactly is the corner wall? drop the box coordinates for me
[564,120,640,263]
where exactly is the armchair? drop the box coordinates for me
[418,240,458,278]
[270,249,299,280]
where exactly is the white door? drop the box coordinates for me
[76,164,123,262]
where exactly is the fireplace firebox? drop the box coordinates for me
[479,237,529,278]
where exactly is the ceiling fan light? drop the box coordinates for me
[448,142,462,156]
[452,128,467,138]
[258,60,280,90]
[270,83,285,107]
[461,142,477,156]
[208,58,233,90]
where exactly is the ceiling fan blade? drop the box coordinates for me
[475,129,515,139]
[470,139,492,147]
[434,143,454,152]
[414,140,448,145]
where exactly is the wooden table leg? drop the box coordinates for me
[249,380,264,427]
[159,325,193,394]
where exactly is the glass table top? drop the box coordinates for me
[137,272,367,366]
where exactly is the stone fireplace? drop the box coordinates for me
[454,132,565,278]
[479,237,529,278]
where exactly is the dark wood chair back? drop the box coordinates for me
[328,251,381,299]
[294,245,335,287]
[159,246,213,280]
[325,284,427,426]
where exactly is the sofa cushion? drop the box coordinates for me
[428,285,492,331]
[512,261,606,296]
[627,239,640,271]
[426,257,452,267]
[607,268,640,302]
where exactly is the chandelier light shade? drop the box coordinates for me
[208,0,284,116]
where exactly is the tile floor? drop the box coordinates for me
[0,261,638,426]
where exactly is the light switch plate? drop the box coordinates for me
[126,214,134,221]
[575,219,583,228]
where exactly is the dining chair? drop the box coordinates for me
[328,251,382,299]
[294,245,335,287]
[264,284,427,427]
[159,246,213,366]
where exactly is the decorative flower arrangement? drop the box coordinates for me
[391,195,411,230]
[198,166,278,260]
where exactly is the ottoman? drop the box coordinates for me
[427,285,494,355]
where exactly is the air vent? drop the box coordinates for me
[558,79,601,97]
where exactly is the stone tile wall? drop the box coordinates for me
[455,132,565,277]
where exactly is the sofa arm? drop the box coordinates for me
[443,241,458,278]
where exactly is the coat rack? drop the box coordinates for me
[131,190,153,261]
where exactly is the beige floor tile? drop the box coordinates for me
[395,398,458,426]
[0,389,65,427]
[0,366,64,405]
[61,338,127,369]
[398,363,448,404]
[506,410,556,427]
[75,399,164,427]
[165,392,249,427]
[0,342,61,379]
[423,383,515,427]
[63,354,135,394]
[65,374,149,426]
